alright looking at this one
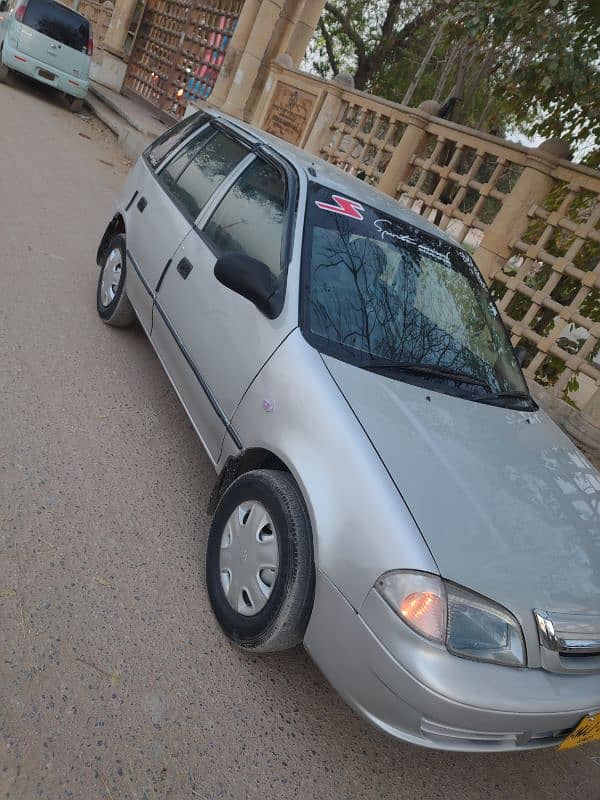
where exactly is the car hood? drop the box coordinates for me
[324,356,600,653]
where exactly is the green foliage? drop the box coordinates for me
[310,0,600,155]
[449,0,600,152]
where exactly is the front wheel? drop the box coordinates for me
[96,233,136,327]
[206,469,315,652]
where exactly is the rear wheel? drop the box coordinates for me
[96,233,136,327]
[67,97,84,113]
[206,469,314,652]
[0,52,9,83]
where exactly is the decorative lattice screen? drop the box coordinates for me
[124,0,243,118]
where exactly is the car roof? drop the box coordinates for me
[206,107,460,248]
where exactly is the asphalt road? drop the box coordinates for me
[1,74,599,800]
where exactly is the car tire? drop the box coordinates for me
[0,55,9,83]
[206,469,315,652]
[68,97,84,113]
[96,234,136,327]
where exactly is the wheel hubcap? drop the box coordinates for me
[100,248,122,307]
[219,502,279,616]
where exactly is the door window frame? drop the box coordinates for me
[154,120,215,178]
[143,111,209,171]
[152,124,254,225]
[148,117,300,318]
[194,144,299,317]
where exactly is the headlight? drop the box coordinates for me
[376,571,526,667]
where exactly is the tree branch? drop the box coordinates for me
[324,1,365,52]
[354,4,439,90]
[318,18,339,75]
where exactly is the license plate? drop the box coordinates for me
[559,714,600,751]
[38,69,55,81]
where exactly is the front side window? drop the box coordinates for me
[22,0,89,51]
[158,130,249,223]
[203,157,287,280]
[302,184,533,408]
[144,111,208,169]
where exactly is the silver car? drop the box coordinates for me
[96,108,600,752]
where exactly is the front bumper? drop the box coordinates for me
[2,42,88,98]
[304,571,600,751]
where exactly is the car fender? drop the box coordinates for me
[223,328,438,612]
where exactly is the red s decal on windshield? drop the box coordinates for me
[315,195,364,220]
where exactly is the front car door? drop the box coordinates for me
[153,145,297,462]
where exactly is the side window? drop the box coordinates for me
[157,123,215,196]
[144,111,209,169]
[203,158,287,279]
[158,131,249,223]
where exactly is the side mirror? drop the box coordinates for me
[214,252,278,319]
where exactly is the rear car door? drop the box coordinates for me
[153,151,296,460]
[17,0,89,78]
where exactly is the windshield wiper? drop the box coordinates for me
[360,360,491,388]
[480,390,534,404]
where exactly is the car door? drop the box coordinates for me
[123,115,214,331]
[152,152,297,461]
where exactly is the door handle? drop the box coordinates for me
[176,258,193,280]
[137,196,147,213]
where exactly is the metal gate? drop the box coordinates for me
[124,0,244,119]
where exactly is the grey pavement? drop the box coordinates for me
[1,73,599,800]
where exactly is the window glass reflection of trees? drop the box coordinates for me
[204,159,285,277]
[307,213,525,394]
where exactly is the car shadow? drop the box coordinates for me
[3,67,77,113]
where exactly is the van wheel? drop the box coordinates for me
[206,469,314,652]
[96,234,136,327]
[68,97,84,113]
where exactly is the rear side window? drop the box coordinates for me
[158,130,249,223]
[23,0,89,52]
[203,158,287,278]
[145,111,209,169]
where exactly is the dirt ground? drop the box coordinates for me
[1,73,599,800]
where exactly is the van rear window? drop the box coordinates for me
[22,0,89,52]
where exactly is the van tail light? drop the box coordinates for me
[87,36,93,56]
[15,1,28,21]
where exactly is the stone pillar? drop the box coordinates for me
[242,0,304,120]
[221,0,286,119]
[286,0,326,65]
[377,100,440,197]
[103,0,136,53]
[95,0,137,91]
[474,138,572,281]
[270,0,305,57]
[303,72,354,156]
[208,0,262,109]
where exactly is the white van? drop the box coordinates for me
[0,0,91,109]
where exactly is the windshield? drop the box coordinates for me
[301,184,532,407]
